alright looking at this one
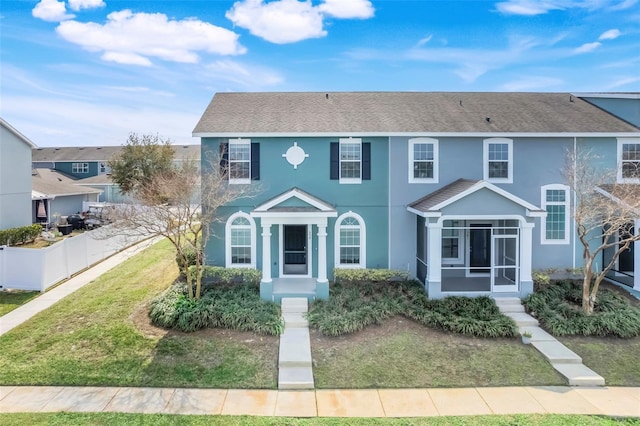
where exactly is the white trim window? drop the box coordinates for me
[442,220,463,263]
[99,162,110,174]
[339,138,362,184]
[334,211,366,268]
[483,138,513,183]
[409,138,438,183]
[72,162,89,174]
[617,138,640,183]
[541,184,570,244]
[225,212,256,267]
[229,138,251,184]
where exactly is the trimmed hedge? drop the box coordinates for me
[334,268,409,284]
[307,280,517,338]
[523,281,640,337]
[187,266,262,287]
[149,282,283,334]
[0,224,42,246]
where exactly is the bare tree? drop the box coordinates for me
[110,146,257,300]
[566,149,640,314]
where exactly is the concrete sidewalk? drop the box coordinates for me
[0,235,164,336]
[1,385,639,417]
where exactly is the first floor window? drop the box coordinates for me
[409,138,438,183]
[225,212,256,267]
[72,162,89,174]
[442,220,463,262]
[484,138,513,183]
[541,184,569,244]
[335,212,366,267]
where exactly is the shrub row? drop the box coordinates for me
[307,280,517,338]
[0,224,42,246]
[334,268,409,284]
[150,282,283,334]
[187,266,262,287]
[523,281,640,338]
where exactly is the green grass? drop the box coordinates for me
[1,413,637,426]
[0,239,277,388]
[312,319,566,388]
[0,290,40,316]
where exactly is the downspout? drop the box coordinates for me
[573,136,577,270]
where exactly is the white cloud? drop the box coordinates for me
[55,10,246,66]
[205,60,284,87]
[68,0,105,11]
[605,75,640,89]
[599,29,621,40]
[226,0,375,44]
[417,35,433,47]
[226,0,326,44]
[496,0,637,15]
[318,0,374,19]
[501,76,564,91]
[574,41,601,53]
[32,0,74,22]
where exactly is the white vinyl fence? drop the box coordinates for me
[0,227,152,292]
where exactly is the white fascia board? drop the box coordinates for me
[406,206,441,218]
[1,118,38,148]
[251,211,337,219]
[429,181,543,213]
[254,188,334,212]
[573,93,640,100]
[194,131,640,138]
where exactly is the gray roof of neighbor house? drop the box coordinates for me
[32,169,102,198]
[193,92,640,135]
[32,145,201,162]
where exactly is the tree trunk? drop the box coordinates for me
[582,261,593,314]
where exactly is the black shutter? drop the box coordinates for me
[330,142,339,180]
[251,143,260,180]
[219,142,229,179]
[362,142,371,180]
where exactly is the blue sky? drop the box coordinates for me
[1,0,639,147]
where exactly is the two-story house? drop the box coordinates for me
[193,92,640,302]
[0,118,37,230]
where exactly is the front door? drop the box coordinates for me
[469,224,491,274]
[283,225,308,275]
[619,225,634,273]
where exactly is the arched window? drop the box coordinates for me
[335,212,366,268]
[225,212,256,267]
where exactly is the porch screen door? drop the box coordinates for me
[283,225,308,275]
[491,234,519,292]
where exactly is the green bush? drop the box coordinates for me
[175,246,198,275]
[307,280,517,338]
[523,281,640,337]
[0,224,42,246]
[333,268,409,284]
[149,282,283,334]
[188,266,262,287]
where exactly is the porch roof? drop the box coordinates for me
[252,187,337,216]
[407,178,546,218]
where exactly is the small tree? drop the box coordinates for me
[108,133,176,196]
[108,135,256,300]
[566,150,640,314]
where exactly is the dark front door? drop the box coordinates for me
[470,224,491,274]
[619,225,634,272]
[283,225,307,275]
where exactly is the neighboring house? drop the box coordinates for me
[32,145,201,202]
[32,168,101,226]
[0,118,37,230]
[193,92,640,302]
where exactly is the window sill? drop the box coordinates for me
[409,178,438,184]
[229,179,251,185]
[339,179,362,185]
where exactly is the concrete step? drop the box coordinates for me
[281,297,309,313]
[278,366,315,390]
[532,340,582,364]
[505,312,539,327]
[279,327,312,368]
[552,363,605,386]
[493,297,522,305]
[274,293,316,304]
[498,304,525,313]
[283,312,308,328]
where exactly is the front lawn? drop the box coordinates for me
[0,239,278,389]
[0,290,39,316]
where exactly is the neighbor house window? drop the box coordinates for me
[541,184,570,244]
[335,212,366,268]
[225,212,256,267]
[72,162,89,174]
[409,138,438,183]
[483,138,513,183]
[99,162,110,174]
[442,220,463,263]
[219,139,260,184]
[618,138,640,182]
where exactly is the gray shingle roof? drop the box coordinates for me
[32,145,200,162]
[409,179,479,212]
[32,169,102,197]
[193,92,640,135]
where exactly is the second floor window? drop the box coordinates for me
[330,138,371,183]
[219,139,260,184]
[72,162,89,174]
[484,138,513,183]
[409,138,438,183]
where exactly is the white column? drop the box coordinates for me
[520,222,534,283]
[317,224,328,283]
[261,224,272,283]
[426,222,442,283]
[634,219,640,290]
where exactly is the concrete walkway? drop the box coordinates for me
[278,298,314,389]
[1,385,638,417]
[495,298,605,386]
[0,235,164,336]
